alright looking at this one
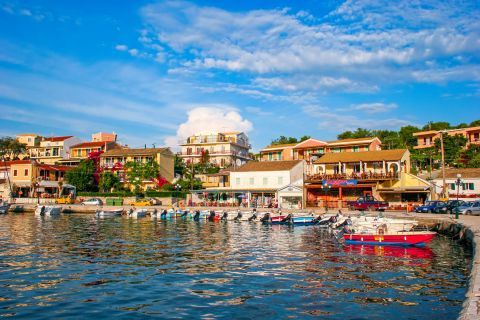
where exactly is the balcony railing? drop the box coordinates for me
[178,151,251,158]
[305,172,399,182]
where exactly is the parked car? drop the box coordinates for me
[458,201,480,215]
[348,196,389,211]
[445,200,467,214]
[415,201,447,213]
[56,197,75,204]
[130,199,153,206]
[81,198,103,206]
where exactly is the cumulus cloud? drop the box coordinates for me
[115,44,128,51]
[136,0,480,98]
[350,103,397,114]
[164,106,253,149]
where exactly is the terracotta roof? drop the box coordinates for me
[315,149,408,164]
[261,143,297,151]
[37,164,73,172]
[16,133,39,136]
[0,160,33,167]
[43,136,73,142]
[233,160,302,172]
[412,130,438,136]
[327,137,380,145]
[71,141,115,149]
[101,147,170,157]
[443,168,480,179]
[293,138,328,149]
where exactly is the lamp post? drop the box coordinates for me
[173,184,181,207]
[455,173,462,219]
[322,183,331,213]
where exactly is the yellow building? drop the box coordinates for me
[70,141,120,160]
[100,148,174,191]
[28,136,82,165]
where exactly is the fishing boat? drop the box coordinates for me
[342,231,436,246]
[35,205,62,216]
[128,208,148,218]
[96,208,123,218]
[0,204,9,214]
[9,205,24,213]
[350,215,418,233]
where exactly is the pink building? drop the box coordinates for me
[413,126,480,149]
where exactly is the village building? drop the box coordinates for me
[430,168,480,200]
[413,126,480,149]
[100,147,175,191]
[28,136,81,165]
[192,160,304,209]
[305,149,430,208]
[179,131,251,168]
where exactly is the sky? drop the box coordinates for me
[0,0,479,151]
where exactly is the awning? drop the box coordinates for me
[38,180,59,188]
[13,181,31,187]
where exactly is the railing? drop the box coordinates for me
[305,172,399,182]
[177,151,251,158]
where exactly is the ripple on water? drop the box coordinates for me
[0,214,472,319]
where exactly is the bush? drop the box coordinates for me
[77,191,134,197]
[77,190,188,199]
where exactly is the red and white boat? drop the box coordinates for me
[343,231,436,247]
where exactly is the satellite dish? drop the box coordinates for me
[236,159,242,167]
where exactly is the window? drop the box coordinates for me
[235,177,240,185]
[249,177,254,185]
[278,176,283,185]
[263,177,268,185]
[52,148,59,156]
[469,183,475,191]
[13,170,17,176]
[352,146,359,152]
[353,164,361,173]
[24,169,28,176]
[450,183,455,190]
[268,153,272,161]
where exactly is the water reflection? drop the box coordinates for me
[0,214,472,319]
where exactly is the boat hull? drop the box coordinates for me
[343,232,436,247]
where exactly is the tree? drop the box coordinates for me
[470,119,480,127]
[422,121,450,131]
[98,171,120,192]
[271,136,298,145]
[0,137,27,160]
[174,155,185,176]
[65,159,97,192]
[399,125,419,148]
[124,160,160,194]
[337,128,372,140]
[299,135,311,142]
[434,134,468,167]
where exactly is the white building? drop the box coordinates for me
[29,136,82,165]
[194,160,305,209]
[432,168,480,200]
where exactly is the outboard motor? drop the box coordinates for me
[260,212,270,223]
[40,206,46,215]
[128,208,134,216]
[234,210,242,222]
[181,209,189,218]
[248,211,257,221]
[208,210,216,221]
[161,209,167,219]
[193,210,200,221]
[221,211,228,221]
[280,213,293,223]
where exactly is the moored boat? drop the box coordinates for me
[35,205,62,216]
[0,204,9,214]
[128,208,148,218]
[343,231,436,246]
[96,208,123,218]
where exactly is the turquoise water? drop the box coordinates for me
[0,214,472,319]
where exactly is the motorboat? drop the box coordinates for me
[349,215,418,233]
[35,205,62,216]
[0,204,9,214]
[342,231,436,247]
[96,208,123,218]
[9,205,24,213]
[128,208,148,218]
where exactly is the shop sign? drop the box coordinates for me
[322,179,357,187]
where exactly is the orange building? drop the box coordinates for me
[413,126,480,149]
[70,141,120,159]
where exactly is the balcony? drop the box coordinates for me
[178,151,251,159]
[305,172,399,183]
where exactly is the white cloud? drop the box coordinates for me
[350,103,397,114]
[128,48,139,56]
[115,44,128,51]
[164,106,253,148]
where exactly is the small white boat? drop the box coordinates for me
[35,205,61,216]
[96,208,123,218]
[350,215,418,233]
[128,208,148,218]
[0,204,9,214]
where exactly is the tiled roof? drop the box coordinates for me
[0,160,33,167]
[293,138,328,149]
[443,168,480,179]
[101,147,170,157]
[71,141,114,149]
[233,160,302,172]
[16,133,39,136]
[43,136,73,142]
[327,137,380,145]
[37,164,73,171]
[315,149,408,164]
[261,143,297,151]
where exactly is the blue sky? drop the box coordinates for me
[0,0,479,151]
